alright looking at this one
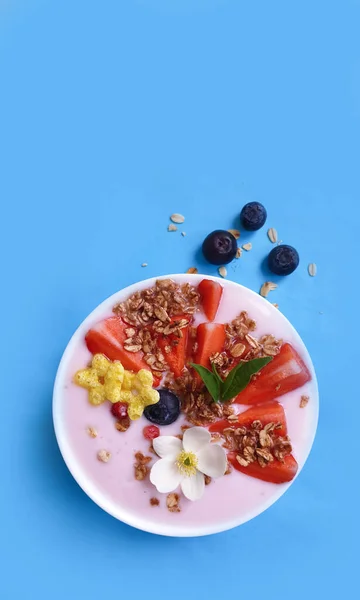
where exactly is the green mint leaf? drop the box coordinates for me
[211,362,224,384]
[221,356,273,402]
[220,361,244,400]
[190,363,220,403]
[211,362,225,398]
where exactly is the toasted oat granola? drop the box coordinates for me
[166,493,181,513]
[221,419,292,467]
[86,426,98,438]
[300,395,310,408]
[114,279,200,325]
[113,280,200,372]
[97,449,111,463]
[115,416,131,432]
[134,451,152,480]
[165,371,234,426]
[150,497,160,506]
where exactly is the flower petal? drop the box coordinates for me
[196,444,227,478]
[183,427,211,453]
[181,470,205,501]
[153,436,183,459]
[150,459,182,493]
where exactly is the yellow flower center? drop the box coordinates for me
[176,451,198,477]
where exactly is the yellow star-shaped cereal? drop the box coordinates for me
[74,354,159,418]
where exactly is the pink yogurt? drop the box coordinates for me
[53,274,318,537]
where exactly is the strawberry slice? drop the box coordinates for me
[234,343,311,405]
[228,451,298,484]
[85,316,151,375]
[157,316,190,378]
[194,323,226,370]
[198,279,223,322]
[209,401,287,436]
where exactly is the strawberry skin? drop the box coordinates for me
[198,279,223,322]
[194,323,226,370]
[228,451,298,484]
[209,401,287,436]
[234,343,311,405]
[85,317,150,374]
[157,316,190,378]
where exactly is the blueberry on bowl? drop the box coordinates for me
[268,244,300,275]
[240,202,267,231]
[202,230,238,265]
[144,389,180,426]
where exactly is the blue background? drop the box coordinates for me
[0,0,358,598]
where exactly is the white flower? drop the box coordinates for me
[150,426,227,501]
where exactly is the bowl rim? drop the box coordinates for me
[53,273,319,537]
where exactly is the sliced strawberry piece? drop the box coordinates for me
[234,343,311,405]
[85,316,150,374]
[194,323,226,370]
[209,401,287,436]
[228,451,298,484]
[157,316,190,378]
[198,279,223,322]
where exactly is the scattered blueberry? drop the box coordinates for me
[268,244,300,275]
[202,230,238,265]
[144,389,180,426]
[240,202,267,231]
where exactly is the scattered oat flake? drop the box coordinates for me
[242,243,252,251]
[300,395,310,408]
[260,281,278,298]
[228,229,240,239]
[230,343,246,358]
[218,266,227,278]
[86,426,97,438]
[115,417,131,432]
[166,493,181,513]
[97,449,111,463]
[181,231,186,237]
[187,267,198,274]
[308,263,317,277]
[236,247,242,259]
[141,262,148,267]
[168,224,178,232]
[170,213,185,224]
[267,228,278,243]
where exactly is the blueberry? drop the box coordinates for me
[202,230,238,265]
[144,389,180,426]
[268,244,300,275]
[240,202,267,231]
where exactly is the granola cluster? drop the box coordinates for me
[113,279,200,374]
[166,492,181,513]
[210,312,283,378]
[221,419,292,468]
[134,451,152,480]
[97,449,111,463]
[300,395,310,408]
[167,371,235,426]
[113,279,200,327]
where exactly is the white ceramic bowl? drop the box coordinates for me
[53,274,319,537]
